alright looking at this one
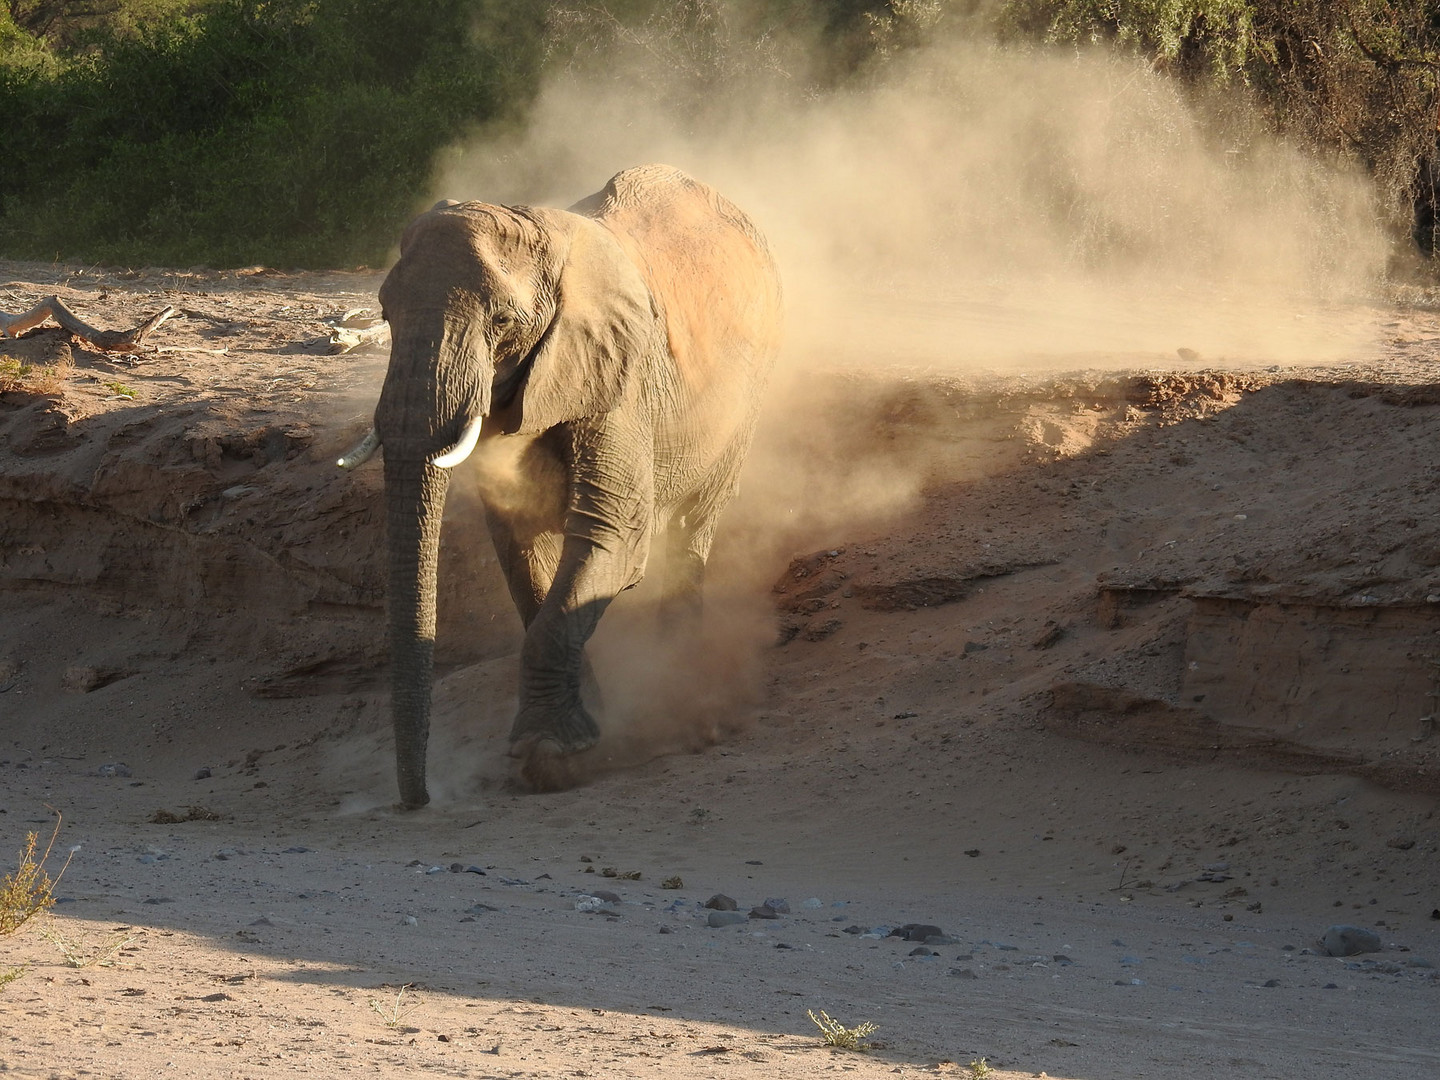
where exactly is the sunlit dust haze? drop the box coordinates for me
[407,17,1393,780]
[432,27,1389,373]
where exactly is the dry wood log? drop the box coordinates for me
[0,296,177,352]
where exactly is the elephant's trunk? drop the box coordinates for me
[384,455,451,809]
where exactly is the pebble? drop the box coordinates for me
[762,897,790,914]
[281,846,312,854]
[464,866,485,875]
[465,903,499,915]
[748,904,780,920]
[193,767,212,780]
[802,898,824,909]
[948,968,977,979]
[575,896,618,914]
[97,763,132,778]
[1323,925,1382,957]
[707,910,748,928]
[402,915,418,926]
[588,889,621,904]
[909,947,934,956]
[704,894,738,911]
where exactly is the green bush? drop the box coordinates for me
[0,0,548,266]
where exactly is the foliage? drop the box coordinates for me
[0,812,71,990]
[0,0,549,266]
[807,1008,879,1050]
[5,2,1440,266]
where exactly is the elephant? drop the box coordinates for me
[338,164,783,808]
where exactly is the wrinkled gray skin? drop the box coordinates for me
[355,165,782,808]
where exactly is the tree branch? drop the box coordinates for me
[0,296,177,352]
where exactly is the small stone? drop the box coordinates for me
[748,904,780,920]
[249,917,273,927]
[762,897,790,914]
[660,876,684,890]
[843,925,865,934]
[402,915,418,926]
[704,894,738,911]
[1386,836,1416,850]
[464,866,486,875]
[1262,979,1280,987]
[658,926,674,934]
[97,763,132,778]
[281,846,312,854]
[589,889,621,904]
[948,968,977,979]
[464,903,499,915]
[193,767,212,780]
[449,863,464,873]
[1322,983,1339,990]
[802,898,824,909]
[964,849,981,857]
[891,924,944,942]
[1323,925,1382,957]
[908,947,934,957]
[425,865,445,875]
[1052,955,1073,965]
[707,910,748,928]
[142,897,173,905]
[575,896,617,914]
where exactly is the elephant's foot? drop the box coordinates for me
[508,703,599,792]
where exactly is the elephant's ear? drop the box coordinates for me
[508,215,659,434]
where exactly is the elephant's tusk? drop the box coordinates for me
[337,428,381,469]
[430,416,483,468]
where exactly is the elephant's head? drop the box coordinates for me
[340,200,661,808]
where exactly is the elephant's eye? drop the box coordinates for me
[492,311,515,331]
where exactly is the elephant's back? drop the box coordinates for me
[573,165,783,398]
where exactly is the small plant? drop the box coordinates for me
[1,810,72,990]
[39,922,135,969]
[807,1008,879,1051]
[369,983,417,1029]
[103,381,136,399]
[968,1058,993,1079]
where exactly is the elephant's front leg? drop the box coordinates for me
[508,422,654,788]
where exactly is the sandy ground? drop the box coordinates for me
[2,262,1439,1079]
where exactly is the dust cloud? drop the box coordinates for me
[422,23,1392,771]
[433,32,1388,371]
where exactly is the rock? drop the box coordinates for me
[402,915,418,926]
[707,910,748,928]
[1323,925,1382,957]
[588,889,621,904]
[964,848,981,857]
[465,903,499,915]
[908,947,934,956]
[464,866,486,875]
[660,876,684,889]
[193,767,212,780]
[843,925,865,935]
[1386,836,1416,850]
[1262,979,1280,987]
[762,897,790,914]
[97,762,132,778]
[802,898,824,909]
[890,923,944,942]
[704,894,738,911]
[575,896,618,914]
[748,904,780,920]
[449,863,464,873]
[948,968,977,979]
[281,846,312,854]
[424,865,445,875]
